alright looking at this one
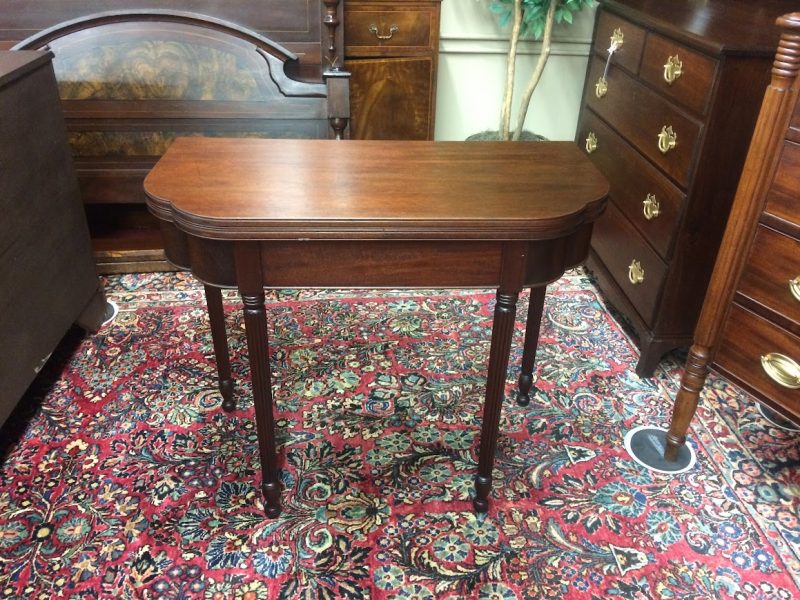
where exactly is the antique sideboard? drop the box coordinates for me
[576,0,798,376]
[0,2,441,273]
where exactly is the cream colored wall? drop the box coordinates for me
[434,1,597,141]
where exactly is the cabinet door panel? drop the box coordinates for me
[346,57,433,140]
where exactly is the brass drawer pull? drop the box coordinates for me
[790,276,800,302]
[642,193,660,220]
[628,259,645,284]
[595,76,608,98]
[585,131,598,154]
[610,28,624,50]
[760,353,800,389]
[597,30,624,99]
[663,55,683,84]
[369,24,398,40]
[657,126,677,154]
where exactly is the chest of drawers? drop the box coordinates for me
[577,0,797,376]
[664,14,800,462]
[714,130,800,415]
[344,0,442,140]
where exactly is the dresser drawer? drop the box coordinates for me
[738,225,800,332]
[640,33,717,116]
[591,201,668,325]
[716,304,800,417]
[579,110,685,259]
[344,8,435,54]
[584,56,701,187]
[593,10,645,75]
[765,140,800,228]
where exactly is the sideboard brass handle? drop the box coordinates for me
[790,276,800,302]
[657,126,677,154]
[761,353,800,389]
[663,55,683,84]
[628,259,645,285]
[610,28,624,50]
[642,193,661,220]
[369,24,398,40]
[595,76,608,98]
[585,131,598,154]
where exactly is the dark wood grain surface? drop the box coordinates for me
[145,138,609,240]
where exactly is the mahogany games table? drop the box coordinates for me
[144,137,609,517]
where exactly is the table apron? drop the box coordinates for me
[174,225,594,289]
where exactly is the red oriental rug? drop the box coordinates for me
[0,269,798,599]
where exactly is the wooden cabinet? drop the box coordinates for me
[715,136,800,415]
[0,51,107,427]
[577,0,797,376]
[344,0,442,140]
[664,14,800,461]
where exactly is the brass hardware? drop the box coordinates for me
[585,131,598,154]
[790,276,800,302]
[610,28,624,49]
[628,259,645,285]
[642,193,661,220]
[663,55,683,84]
[760,353,800,389]
[657,126,677,154]
[595,76,608,98]
[369,24,398,40]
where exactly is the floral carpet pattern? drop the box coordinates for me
[0,269,798,599]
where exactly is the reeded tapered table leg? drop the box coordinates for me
[240,290,282,517]
[517,285,547,406]
[474,288,521,513]
[204,285,236,412]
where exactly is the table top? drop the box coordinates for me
[144,137,608,241]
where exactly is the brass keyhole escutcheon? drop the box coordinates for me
[642,193,661,220]
[628,259,645,285]
[657,126,677,154]
[663,55,683,84]
[585,131,598,154]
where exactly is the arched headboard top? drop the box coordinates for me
[11,10,331,102]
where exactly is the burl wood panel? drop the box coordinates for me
[347,56,434,140]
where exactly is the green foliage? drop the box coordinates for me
[489,0,595,40]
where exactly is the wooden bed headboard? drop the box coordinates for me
[5,2,348,272]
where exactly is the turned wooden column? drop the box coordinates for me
[664,14,800,461]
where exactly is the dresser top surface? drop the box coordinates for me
[602,0,798,56]
[0,50,52,88]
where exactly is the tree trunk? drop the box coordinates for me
[500,0,523,141]
[513,0,558,141]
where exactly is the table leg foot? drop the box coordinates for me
[204,285,237,413]
[516,378,536,407]
[516,286,546,408]
[262,480,282,518]
[624,426,696,473]
[473,475,491,513]
[220,379,236,412]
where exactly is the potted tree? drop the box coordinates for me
[472,0,596,141]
